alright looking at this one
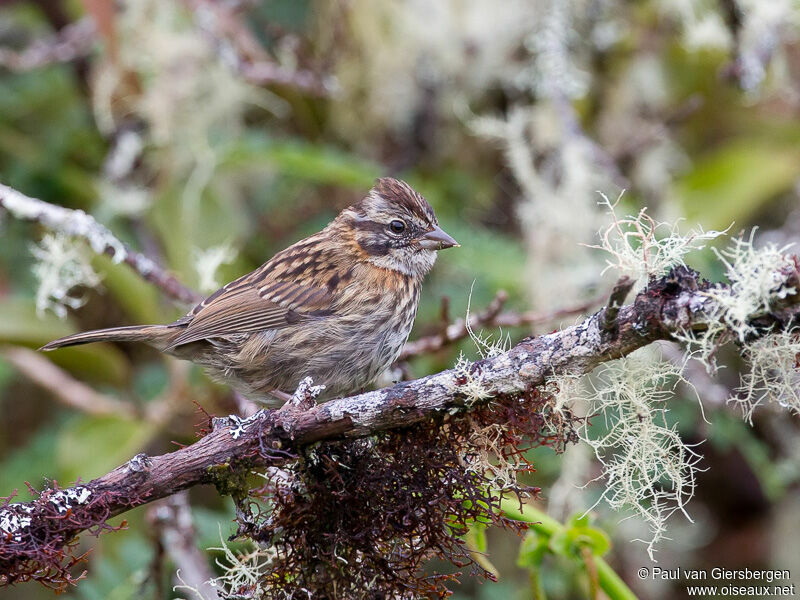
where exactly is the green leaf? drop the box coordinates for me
[574,527,611,557]
[548,528,572,557]
[548,514,612,558]
[567,513,590,529]
[466,521,488,553]
[675,141,800,230]
[464,521,498,578]
[517,532,549,570]
[221,135,381,188]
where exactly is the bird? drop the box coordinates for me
[41,177,458,406]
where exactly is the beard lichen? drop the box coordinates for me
[547,348,705,561]
[735,329,800,423]
[588,192,727,287]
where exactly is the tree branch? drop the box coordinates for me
[183,0,335,96]
[148,492,219,600]
[2,262,799,581]
[0,182,201,305]
[397,289,606,360]
[0,345,135,419]
[0,17,95,72]
[600,276,634,332]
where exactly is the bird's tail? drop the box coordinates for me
[40,324,175,352]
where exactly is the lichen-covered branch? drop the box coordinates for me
[0,17,95,72]
[0,182,201,305]
[2,261,799,584]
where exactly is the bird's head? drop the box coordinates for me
[337,177,458,277]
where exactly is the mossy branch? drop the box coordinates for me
[2,261,799,584]
[0,182,201,305]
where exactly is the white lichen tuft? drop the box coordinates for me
[708,233,795,342]
[446,353,493,406]
[444,289,512,405]
[182,527,276,600]
[675,232,796,370]
[588,192,727,286]
[735,330,800,423]
[289,376,326,407]
[553,349,704,560]
[31,233,102,318]
[541,373,586,446]
[0,182,128,261]
[463,419,524,493]
[192,242,237,293]
[227,412,262,441]
[464,288,510,361]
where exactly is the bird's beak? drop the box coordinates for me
[418,225,459,250]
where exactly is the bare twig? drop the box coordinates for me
[3,262,799,578]
[0,182,201,305]
[0,345,135,419]
[148,492,219,600]
[0,17,95,72]
[397,290,605,360]
[600,276,634,333]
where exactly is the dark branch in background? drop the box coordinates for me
[717,0,767,90]
[2,261,799,581]
[183,0,336,96]
[148,493,220,600]
[0,183,201,305]
[0,17,95,71]
[397,289,607,360]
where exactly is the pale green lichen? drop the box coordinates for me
[555,349,704,560]
[709,233,795,342]
[31,233,101,318]
[674,231,796,370]
[445,289,512,405]
[735,329,800,423]
[588,192,727,286]
[192,242,237,293]
[174,527,276,600]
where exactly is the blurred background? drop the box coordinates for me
[1,0,799,598]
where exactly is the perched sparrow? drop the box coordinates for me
[42,178,458,406]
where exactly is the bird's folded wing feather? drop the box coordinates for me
[167,271,334,349]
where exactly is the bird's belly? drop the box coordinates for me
[232,310,412,399]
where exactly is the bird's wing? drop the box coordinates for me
[167,267,334,349]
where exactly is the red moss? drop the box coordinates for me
[0,484,142,591]
[231,387,571,598]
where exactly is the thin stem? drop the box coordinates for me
[500,498,639,600]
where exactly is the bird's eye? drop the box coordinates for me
[389,219,406,234]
